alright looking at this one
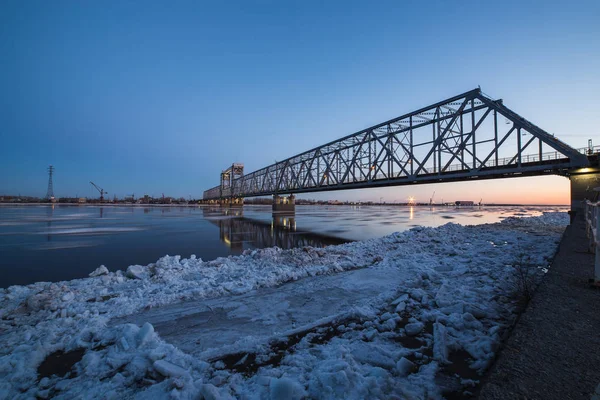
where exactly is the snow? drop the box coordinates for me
[269,378,306,400]
[0,212,568,399]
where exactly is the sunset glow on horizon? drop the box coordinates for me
[297,175,571,205]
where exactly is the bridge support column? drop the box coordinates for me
[569,165,600,221]
[272,194,295,213]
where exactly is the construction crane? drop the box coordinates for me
[429,191,435,206]
[90,182,107,202]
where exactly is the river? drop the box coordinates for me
[0,204,566,288]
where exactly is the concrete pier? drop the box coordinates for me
[570,168,600,211]
[272,194,295,213]
[567,156,600,225]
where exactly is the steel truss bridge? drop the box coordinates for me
[204,88,591,200]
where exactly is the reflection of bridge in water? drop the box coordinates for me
[203,208,347,252]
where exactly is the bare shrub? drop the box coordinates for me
[510,252,542,303]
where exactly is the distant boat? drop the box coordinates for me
[455,201,475,206]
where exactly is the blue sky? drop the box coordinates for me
[1,0,599,203]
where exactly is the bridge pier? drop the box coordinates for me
[569,160,600,220]
[272,194,295,213]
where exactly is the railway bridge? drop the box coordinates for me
[203,88,599,213]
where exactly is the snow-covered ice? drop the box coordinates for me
[0,213,568,399]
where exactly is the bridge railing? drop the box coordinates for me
[584,200,600,283]
[368,146,596,181]
[443,146,598,173]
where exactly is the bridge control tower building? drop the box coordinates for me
[202,163,245,207]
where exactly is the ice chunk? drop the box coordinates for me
[351,343,396,369]
[270,377,306,400]
[380,312,393,321]
[391,294,409,305]
[198,383,228,400]
[363,328,377,341]
[439,303,464,315]
[126,265,146,279]
[433,322,449,364]
[61,292,75,302]
[381,318,397,331]
[119,337,130,351]
[137,322,155,347]
[405,322,424,336]
[396,357,416,376]
[89,265,109,277]
[464,304,488,319]
[153,360,189,378]
[410,289,426,300]
[395,301,406,313]
[435,283,454,308]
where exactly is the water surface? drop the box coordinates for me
[0,204,566,288]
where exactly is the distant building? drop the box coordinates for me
[78,198,86,204]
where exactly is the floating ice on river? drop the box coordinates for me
[0,212,568,399]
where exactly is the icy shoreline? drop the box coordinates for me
[0,213,568,399]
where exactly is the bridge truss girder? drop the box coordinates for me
[203,88,589,200]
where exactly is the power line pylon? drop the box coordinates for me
[46,165,55,200]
